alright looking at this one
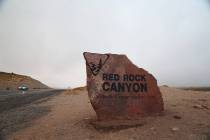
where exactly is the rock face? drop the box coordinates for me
[84,52,164,121]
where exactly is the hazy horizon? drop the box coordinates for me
[0,0,210,88]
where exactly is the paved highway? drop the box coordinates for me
[0,89,64,113]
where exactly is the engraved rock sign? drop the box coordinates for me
[84,52,164,121]
[84,53,109,76]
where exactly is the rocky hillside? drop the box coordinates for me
[0,72,49,91]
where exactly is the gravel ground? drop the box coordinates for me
[7,87,210,140]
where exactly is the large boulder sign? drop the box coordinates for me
[84,52,164,121]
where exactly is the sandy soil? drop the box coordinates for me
[7,87,210,140]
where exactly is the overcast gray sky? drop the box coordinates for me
[0,0,210,88]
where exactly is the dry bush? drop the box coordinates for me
[72,86,86,91]
[64,86,87,95]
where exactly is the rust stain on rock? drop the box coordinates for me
[84,52,164,121]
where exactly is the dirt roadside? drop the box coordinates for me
[6,87,210,140]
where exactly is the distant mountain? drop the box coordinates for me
[0,72,49,91]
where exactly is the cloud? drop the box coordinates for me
[0,0,210,88]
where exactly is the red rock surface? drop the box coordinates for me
[84,52,164,121]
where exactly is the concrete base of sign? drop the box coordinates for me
[90,120,146,131]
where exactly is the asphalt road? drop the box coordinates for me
[0,89,64,113]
